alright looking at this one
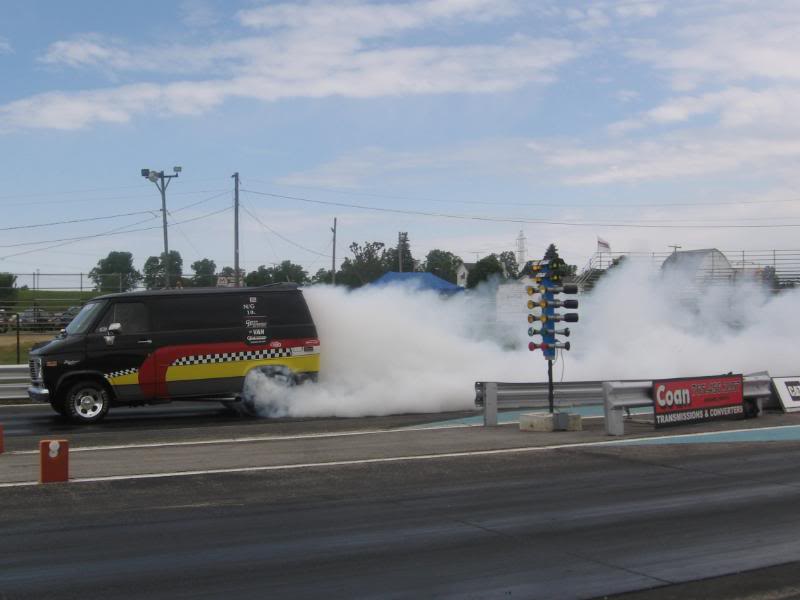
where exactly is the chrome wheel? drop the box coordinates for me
[72,388,105,419]
[65,381,110,423]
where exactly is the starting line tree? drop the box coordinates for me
[523,258,579,412]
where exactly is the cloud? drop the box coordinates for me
[533,134,800,185]
[0,37,12,55]
[277,138,538,189]
[40,34,133,70]
[180,0,220,28]
[615,89,640,103]
[3,0,579,132]
[562,0,663,31]
[611,86,800,134]
[613,0,664,19]
[236,0,521,36]
[627,2,800,90]
[8,47,577,133]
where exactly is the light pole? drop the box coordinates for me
[141,167,181,288]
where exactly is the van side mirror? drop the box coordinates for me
[104,322,122,346]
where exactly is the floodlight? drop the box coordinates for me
[173,166,182,173]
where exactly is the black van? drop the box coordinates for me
[27,284,320,423]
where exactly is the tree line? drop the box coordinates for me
[82,234,560,292]
[1,237,575,295]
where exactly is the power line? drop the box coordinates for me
[0,192,233,249]
[0,190,227,233]
[245,177,800,209]
[166,210,202,256]
[241,188,800,230]
[0,215,160,256]
[240,203,331,258]
[167,190,230,213]
[0,187,229,208]
[0,209,159,232]
[0,206,233,260]
[0,177,228,201]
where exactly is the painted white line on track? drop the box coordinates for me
[3,415,614,456]
[6,423,491,455]
[1,422,796,488]
[0,436,652,488]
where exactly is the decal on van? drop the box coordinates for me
[171,347,292,366]
[105,368,139,380]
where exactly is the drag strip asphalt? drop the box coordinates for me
[0,401,478,451]
[3,440,800,599]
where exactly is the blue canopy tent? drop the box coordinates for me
[371,272,463,295]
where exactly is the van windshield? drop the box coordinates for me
[64,301,107,335]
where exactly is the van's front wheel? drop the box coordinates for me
[64,380,110,424]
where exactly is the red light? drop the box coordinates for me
[528,342,550,351]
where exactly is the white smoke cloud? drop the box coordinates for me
[245,262,800,418]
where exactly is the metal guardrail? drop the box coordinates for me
[476,380,607,426]
[475,381,607,407]
[477,373,776,429]
[0,364,29,401]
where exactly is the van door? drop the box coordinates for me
[85,300,156,402]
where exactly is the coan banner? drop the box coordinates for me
[652,374,744,428]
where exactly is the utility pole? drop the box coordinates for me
[668,245,682,254]
[233,172,240,287]
[141,167,181,288]
[331,217,337,285]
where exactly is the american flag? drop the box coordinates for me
[597,237,611,252]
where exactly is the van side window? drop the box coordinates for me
[262,293,312,325]
[153,295,241,331]
[95,302,149,334]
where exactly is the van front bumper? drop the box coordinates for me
[28,385,50,403]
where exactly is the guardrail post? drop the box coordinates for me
[484,382,498,427]
[603,382,625,436]
[16,313,20,364]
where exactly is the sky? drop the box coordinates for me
[2,0,800,286]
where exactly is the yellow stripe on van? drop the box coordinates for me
[107,373,139,386]
[165,354,320,382]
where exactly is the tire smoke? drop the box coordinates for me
[244,261,800,418]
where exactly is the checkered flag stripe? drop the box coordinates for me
[171,347,292,367]
[105,368,138,380]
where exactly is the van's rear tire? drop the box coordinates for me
[64,380,110,424]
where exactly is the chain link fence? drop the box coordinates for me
[0,273,138,334]
[575,249,800,292]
